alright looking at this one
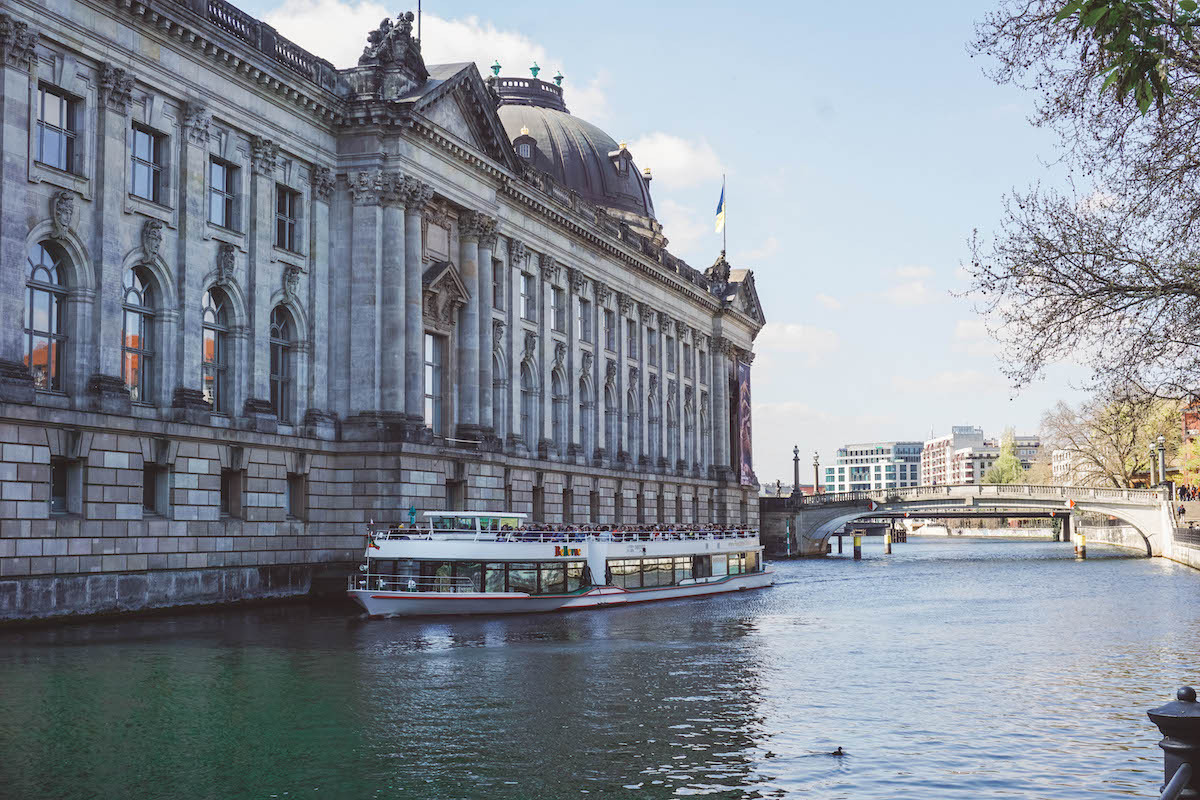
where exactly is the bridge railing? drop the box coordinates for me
[796,484,1166,507]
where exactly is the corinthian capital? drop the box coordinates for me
[98,63,135,114]
[309,166,334,203]
[251,137,279,176]
[400,175,433,209]
[478,216,498,250]
[182,102,211,146]
[0,14,38,72]
[350,171,382,205]
[458,210,486,240]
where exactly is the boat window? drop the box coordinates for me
[692,555,712,579]
[485,563,507,593]
[728,553,746,575]
[747,551,759,573]
[566,561,585,592]
[539,563,566,594]
[453,562,482,591]
[674,556,693,582]
[508,562,538,594]
[609,558,642,589]
[711,554,728,577]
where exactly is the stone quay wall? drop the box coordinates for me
[0,404,754,622]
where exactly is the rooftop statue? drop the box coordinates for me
[358,11,429,82]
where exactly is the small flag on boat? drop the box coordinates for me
[367,533,380,550]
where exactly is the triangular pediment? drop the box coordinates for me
[422,260,470,329]
[729,270,766,327]
[402,64,521,171]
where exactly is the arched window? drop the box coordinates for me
[700,397,710,469]
[493,354,506,440]
[579,377,594,461]
[201,289,230,413]
[551,369,568,455]
[520,362,538,451]
[685,398,696,469]
[647,390,661,465]
[604,384,618,459]
[626,387,640,461]
[25,242,67,391]
[667,399,679,468]
[269,306,294,423]
[122,267,155,402]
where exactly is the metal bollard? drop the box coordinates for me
[1148,686,1200,799]
[853,534,862,560]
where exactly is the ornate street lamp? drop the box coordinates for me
[792,445,800,496]
[813,450,821,494]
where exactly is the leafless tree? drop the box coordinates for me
[968,1,1200,398]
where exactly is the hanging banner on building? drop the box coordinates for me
[737,361,754,486]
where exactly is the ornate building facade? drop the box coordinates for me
[0,2,764,619]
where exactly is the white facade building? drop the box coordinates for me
[823,441,923,493]
[921,427,1040,485]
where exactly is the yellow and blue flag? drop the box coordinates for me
[714,182,726,233]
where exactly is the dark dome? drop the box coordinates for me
[494,77,655,221]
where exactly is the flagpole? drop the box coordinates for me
[715,173,724,253]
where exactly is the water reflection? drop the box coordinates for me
[0,538,1196,799]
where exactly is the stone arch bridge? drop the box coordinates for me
[760,484,1173,557]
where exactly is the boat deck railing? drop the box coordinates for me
[349,574,478,593]
[370,527,759,543]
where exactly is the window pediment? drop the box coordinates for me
[422,260,469,330]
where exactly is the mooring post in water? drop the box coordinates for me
[884,530,892,555]
[1147,686,1200,799]
[1077,533,1086,559]
[837,535,843,554]
[853,533,862,560]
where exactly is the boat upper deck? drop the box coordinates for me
[370,524,760,544]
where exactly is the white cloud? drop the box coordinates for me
[263,0,611,120]
[626,132,725,190]
[895,264,934,279]
[1078,190,1117,215]
[884,280,935,306]
[891,369,1006,395]
[816,293,843,311]
[952,319,998,357]
[656,198,712,258]
[755,323,840,366]
[738,236,779,262]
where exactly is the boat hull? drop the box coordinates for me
[347,569,774,617]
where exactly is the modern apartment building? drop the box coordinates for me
[823,441,923,493]
[921,427,1040,485]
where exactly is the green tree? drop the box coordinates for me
[984,429,1026,484]
[969,1,1200,398]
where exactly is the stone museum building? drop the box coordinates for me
[0,1,764,619]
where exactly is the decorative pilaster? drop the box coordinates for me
[380,173,407,416]
[173,101,214,422]
[456,210,484,437]
[402,177,434,427]
[477,216,498,435]
[307,165,334,423]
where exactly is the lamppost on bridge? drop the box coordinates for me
[1150,442,1159,486]
[792,446,800,496]
[813,451,820,495]
[1157,434,1170,498]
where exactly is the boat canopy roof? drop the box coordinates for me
[421,511,528,519]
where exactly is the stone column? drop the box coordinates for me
[378,173,406,416]
[637,305,651,467]
[456,211,483,436]
[347,170,382,416]
[477,218,497,434]
[303,165,335,437]
[539,254,556,454]
[401,177,432,428]
[690,332,702,469]
[712,338,729,478]
[656,313,671,468]
[567,268,585,459]
[84,63,138,413]
[170,103,214,419]
[616,292,631,464]
[0,18,39,403]
[505,238,526,450]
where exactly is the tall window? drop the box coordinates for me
[552,370,568,453]
[521,273,537,321]
[122,268,155,402]
[36,86,77,173]
[492,260,504,309]
[666,336,676,372]
[424,333,446,434]
[551,288,565,332]
[578,298,592,342]
[667,401,679,467]
[25,243,67,391]
[131,125,164,203]
[201,289,229,412]
[269,306,294,423]
[647,331,658,366]
[579,378,594,460]
[604,309,615,350]
[521,362,538,451]
[605,385,618,458]
[275,185,300,251]
[626,319,637,358]
[683,343,693,378]
[209,159,236,228]
[700,351,708,384]
[626,387,640,460]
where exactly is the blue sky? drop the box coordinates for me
[240,0,1090,483]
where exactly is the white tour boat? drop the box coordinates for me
[346,511,774,617]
